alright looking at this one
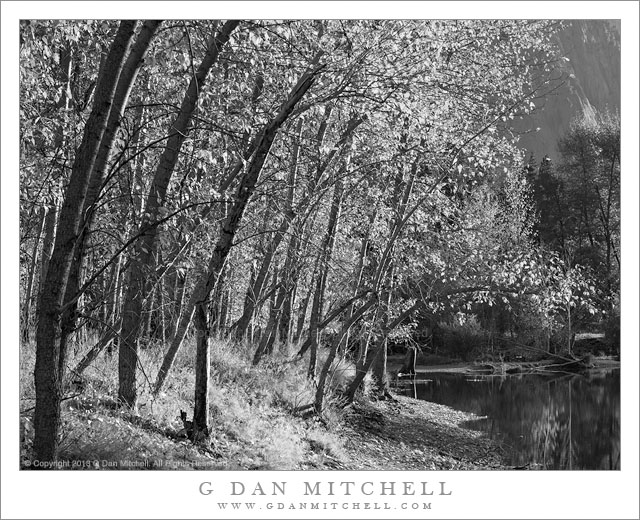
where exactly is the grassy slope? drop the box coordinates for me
[19,336,506,470]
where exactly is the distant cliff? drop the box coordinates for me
[515,20,621,162]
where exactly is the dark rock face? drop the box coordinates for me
[516,20,620,162]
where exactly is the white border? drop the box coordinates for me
[2,2,638,519]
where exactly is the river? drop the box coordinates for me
[394,369,620,470]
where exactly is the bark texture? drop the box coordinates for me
[33,21,138,462]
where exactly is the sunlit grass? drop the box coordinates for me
[20,332,350,470]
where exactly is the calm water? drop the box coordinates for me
[395,369,620,470]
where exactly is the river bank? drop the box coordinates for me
[331,395,509,470]
[24,339,616,471]
[20,338,511,471]
[376,356,620,471]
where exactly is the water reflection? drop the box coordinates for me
[395,370,620,470]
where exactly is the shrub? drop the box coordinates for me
[435,314,489,361]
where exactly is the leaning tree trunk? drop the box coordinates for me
[188,66,322,437]
[306,266,324,379]
[277,238,299,345]
[314,297,377,414]
[72,320,121,376]
[33,21,139,464]
[344,210,375,354]
[118,21,239,408]
[344,301,421,403]
[275,221,305,347]
[294,282,312,343]
[307,175,345,378]
[153,60,323,406]
[295,290,371,359]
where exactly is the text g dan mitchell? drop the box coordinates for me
[199,481,453,497]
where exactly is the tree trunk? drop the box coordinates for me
[278,278,295,345]
[372,335,391,395]
[193,302,211,440]
[109,254,123,321]
[277,225,303,345]
[296,290,371,358]
[344,210,375,354]
[398,346,418,376]
[72,321,120,375]
[37,201,59,298]
[253,270,285,364]
[119,21,239,407]
[306,270,323,378]
[219,287,230,332]
[33,21,138,463]
[294,282,312,343]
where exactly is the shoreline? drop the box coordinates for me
[19,349,618,471]
[387,356,621,375]
[330,394,509,471]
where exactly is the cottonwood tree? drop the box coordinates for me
[31,20,160,462]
